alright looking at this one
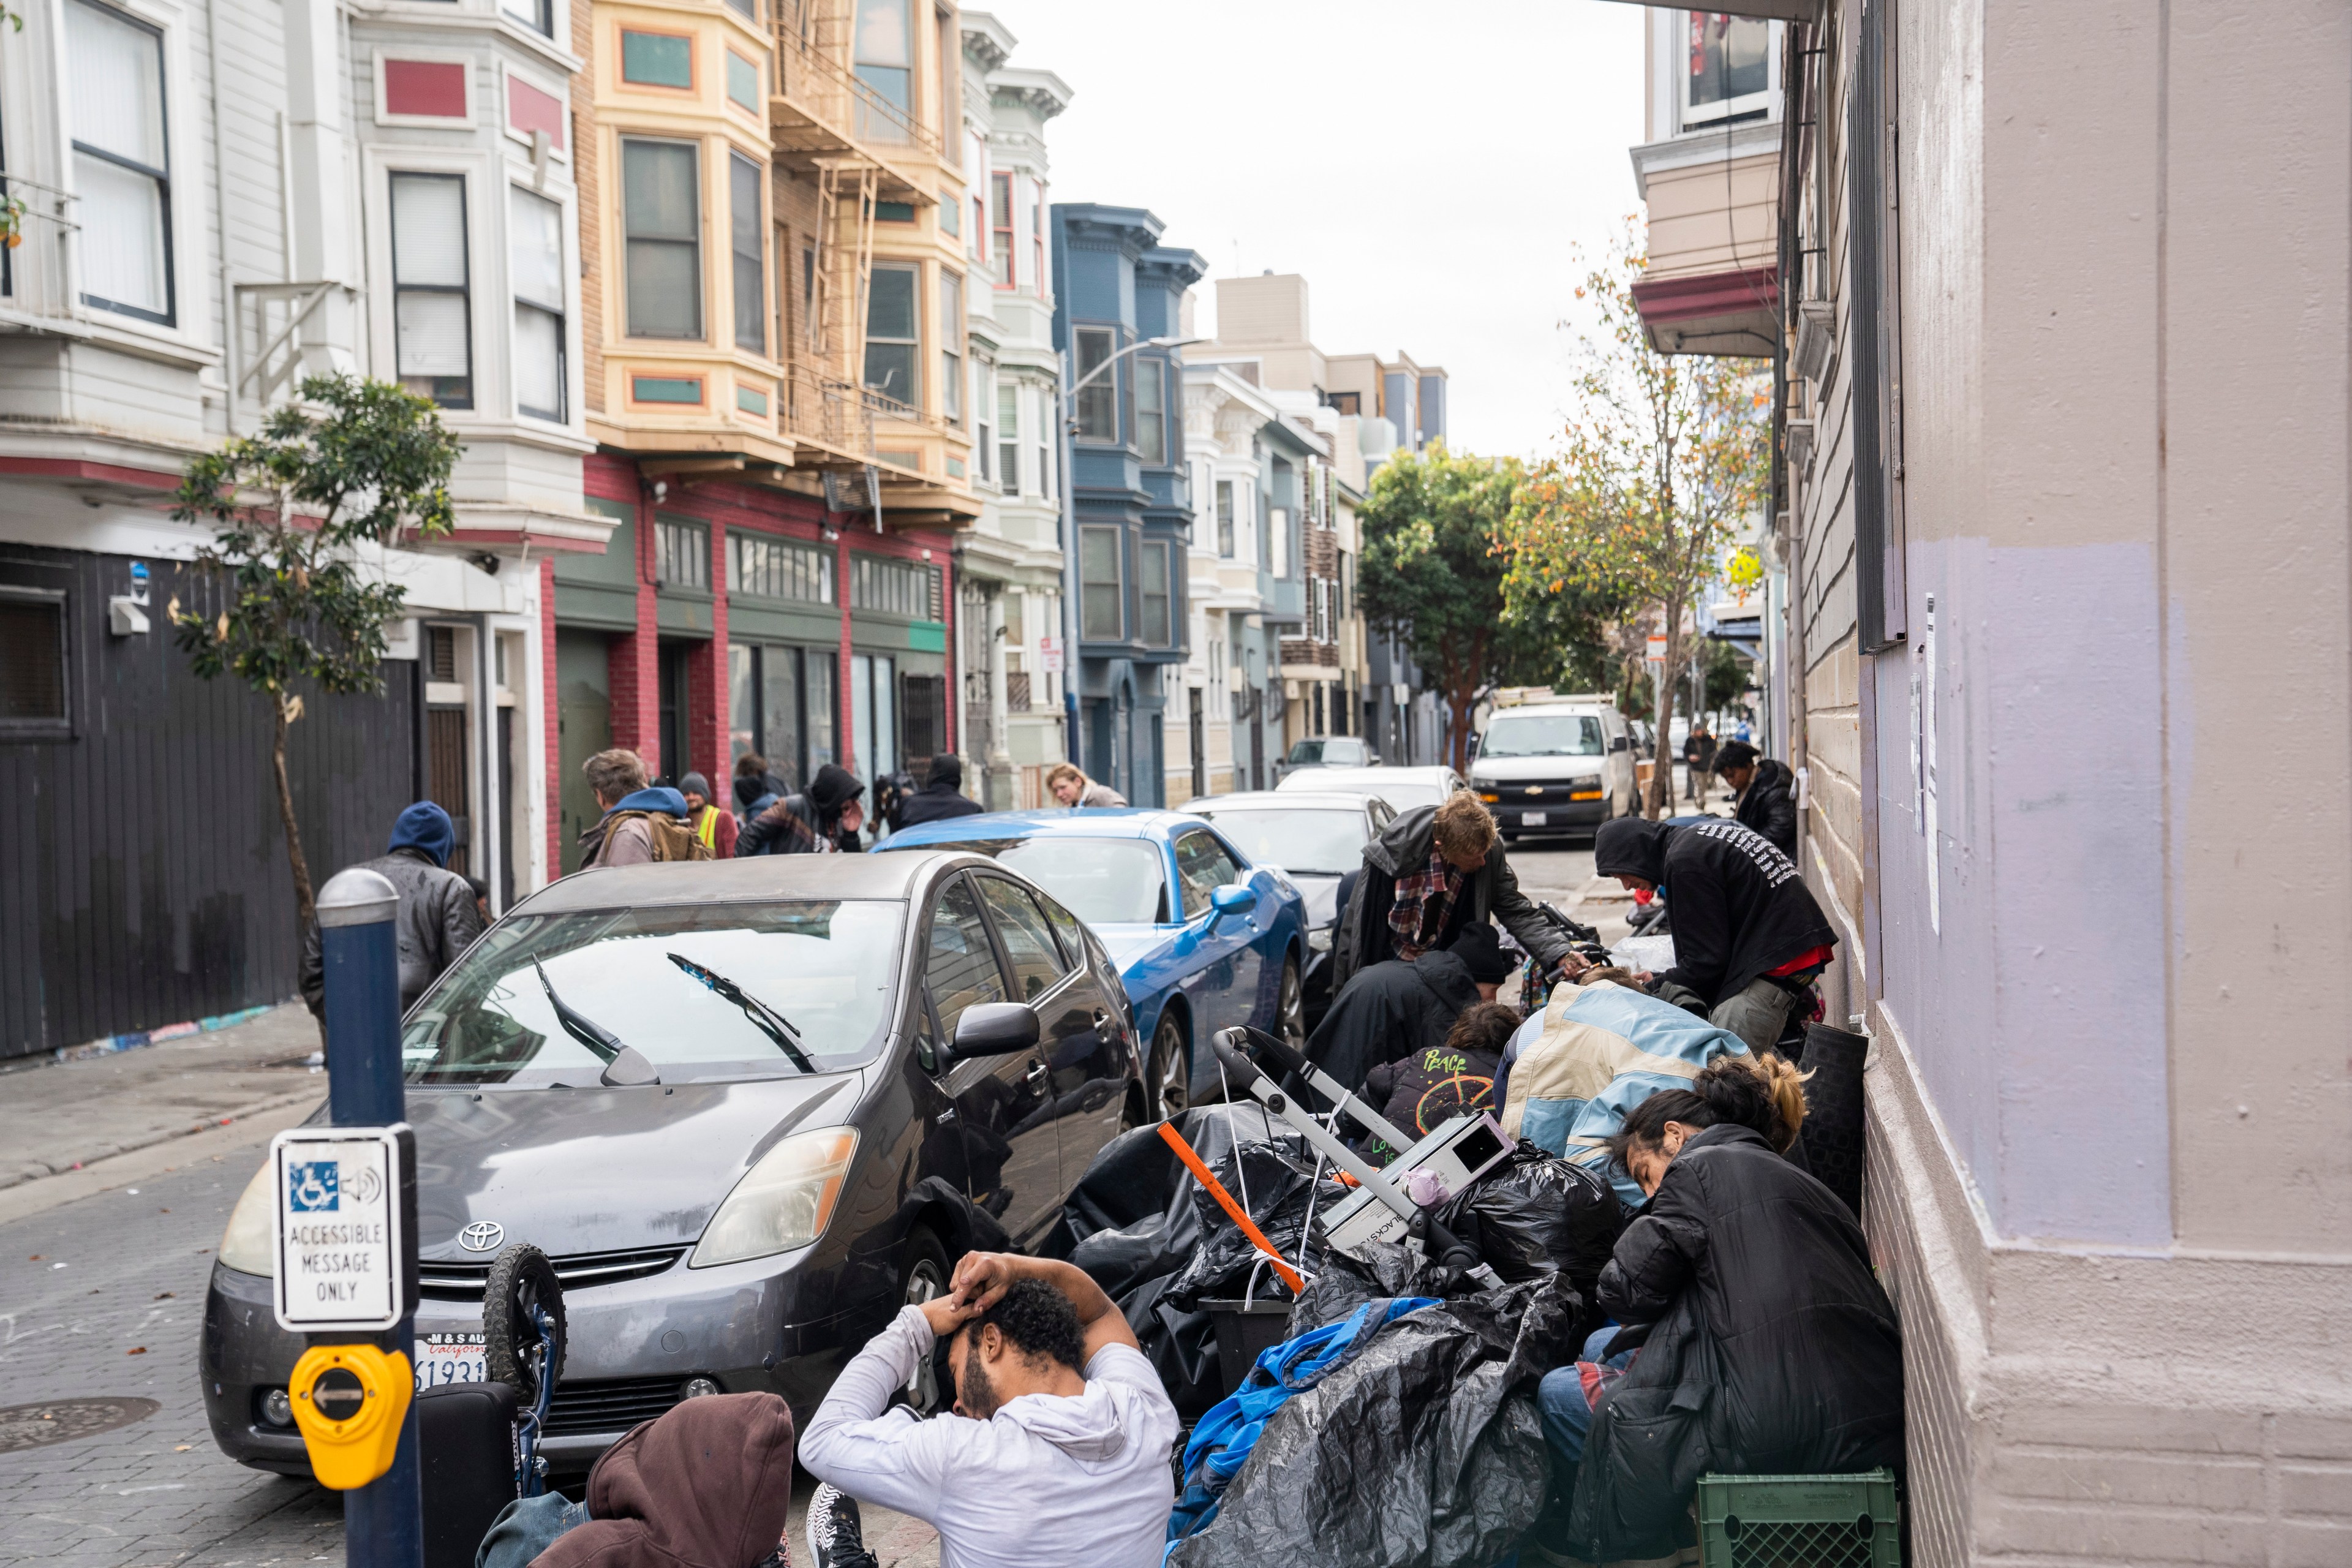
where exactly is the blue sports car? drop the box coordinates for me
[878,809,1310,1118]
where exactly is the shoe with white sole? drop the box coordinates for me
[804,1483,879,1568]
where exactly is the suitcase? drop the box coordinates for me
[416,1381,522,1568]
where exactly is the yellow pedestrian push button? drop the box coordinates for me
[288,1344,413,1490]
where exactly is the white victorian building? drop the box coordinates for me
[954,10,1070,808]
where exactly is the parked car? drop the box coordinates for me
[1181,790,1396,1027]
[1469,698,1638,840]
[876,809,1310,1120]
[201,852,1144,1476]
[1272,734,1378,783]
[1278,763,1467,814]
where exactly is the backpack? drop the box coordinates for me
[601,810,713,864]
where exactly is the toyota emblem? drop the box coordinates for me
[458,1221,506,1253]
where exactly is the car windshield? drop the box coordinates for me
[987,838,1169,925]
[1483,714,1605,758]
[1192,808,1363,875]
[399,900,903,1085]
[1286,738,1368,766]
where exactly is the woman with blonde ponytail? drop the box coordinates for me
[1529,1052,1902,1566]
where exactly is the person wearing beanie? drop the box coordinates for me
[298,800,484,1018]
[1445,922,1516,1003]
[738,762,868,856]
[897,754,986,827]
[1713,740,1798,858]
[1590,815,1836,1054]
[679,771,739,858]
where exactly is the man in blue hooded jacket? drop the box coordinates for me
[300,801,484,1016]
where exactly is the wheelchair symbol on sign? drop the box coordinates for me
[288,1161,341,1212]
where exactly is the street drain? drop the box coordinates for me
[0,1397,163,1452]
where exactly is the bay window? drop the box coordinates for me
[1216,481,1235,558]
[863,262,918,404]
[1682,11,1771,129]
[852,0,911,142]
[997,382,1019,492]
[509,186,565,421]
[1080,526,1121,640]
[390,173,472,408]
[1140,541,1170,647]
[1135,357,1166,464]
[729,151,764,353]
[940,270,963,422]
[69,0,172,324]
[990,173,1014,287]
[622,138,701,339]
[1073,326,1116,443]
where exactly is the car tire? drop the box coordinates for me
[899,1227,952,1416]
[483,1243,566,1406]
[1148,1010,1190,1123]
[1276,956,1306,1055]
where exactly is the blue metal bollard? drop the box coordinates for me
[316,868,423,1568]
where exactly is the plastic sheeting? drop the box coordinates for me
[1169,1247,1584,1568]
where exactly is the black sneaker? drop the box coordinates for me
[805,1483,879,1568]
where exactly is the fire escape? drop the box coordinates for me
[771,0,941,478]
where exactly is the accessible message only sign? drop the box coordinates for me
[270,1125,418,1333]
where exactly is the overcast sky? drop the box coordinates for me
[986,0,1648,464]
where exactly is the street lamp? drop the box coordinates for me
[1056,334,1204,784]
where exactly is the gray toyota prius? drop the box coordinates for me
[200,850,1143,1474]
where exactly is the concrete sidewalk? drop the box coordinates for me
[0,1005,326,1191]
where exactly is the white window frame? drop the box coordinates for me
[69,0,176,327]
[508,183,567,423]
[1675,10,1779,132]
[389,169,475,410]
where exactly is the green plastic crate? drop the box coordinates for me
[1695,1469,1902,1568]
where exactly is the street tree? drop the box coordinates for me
[1358,442,1531,772]
[1507,232,1770,815]
[170,374,461,929]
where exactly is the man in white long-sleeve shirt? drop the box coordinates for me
[797,1251,1179,1568]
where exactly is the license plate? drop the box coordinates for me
[416,1333,489,1391]
[1521,812,1547,826]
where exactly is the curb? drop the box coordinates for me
[0,1087,325,1193]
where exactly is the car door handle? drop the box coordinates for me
[1023,1059,1050,1086]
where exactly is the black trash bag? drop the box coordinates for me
[1163,1137,1343,1313]
[1438,1140,1623,1335]
[1170,1272,1584,1568]
[1799,1022,1869,1218]
[1064,1104,1304,1416]
[1286,1240,1463,1338]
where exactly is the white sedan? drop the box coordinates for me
[1277,764,1468,815]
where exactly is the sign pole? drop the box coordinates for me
[317,868,423,1568]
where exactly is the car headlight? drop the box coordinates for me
[691,1128,859,1268]
[219,1158,277,1277]
[1308,927,1333,952]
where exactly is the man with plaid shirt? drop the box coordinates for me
[1332,790,1577,995]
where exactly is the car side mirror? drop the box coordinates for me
[1466,734,1481,759]
[1611,735,1629,752]
[1202,881,1254,933]
[946,1002,1039,1065]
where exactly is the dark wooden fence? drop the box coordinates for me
[0,547,418,1062]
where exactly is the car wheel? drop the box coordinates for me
[899,1227,951,1415]
[483,1243,566,1406]
[1275,957,1306,1055]
[1148,1011,1189,1123]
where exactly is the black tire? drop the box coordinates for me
[899,1227,952,1416]
[1148,1010,1190,1123]
[1275,956,1306,1056]
[483,1244,565,1404]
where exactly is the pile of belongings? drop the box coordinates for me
[1166,1243,1584,1568]
[1063,1105,1349,1415]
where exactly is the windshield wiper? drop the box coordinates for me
[534,960,662,1086]
[666,953,818,1074]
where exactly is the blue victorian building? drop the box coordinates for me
[1051,205,1207,806]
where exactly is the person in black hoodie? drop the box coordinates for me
[737,763,866,855]
[897,754,987,827]
[1713,741,1798,858]
[1302,931,1483,1100]
[1591,816,1835,1053]
[1332,792,1574,995]
[1534,1056,1902,1564]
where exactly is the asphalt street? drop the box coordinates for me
[0,833,1619,1568]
